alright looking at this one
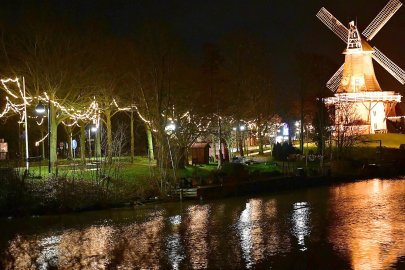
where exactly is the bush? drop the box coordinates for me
[272,142,300,161]
[205,163,250,185]
[0,169,160,217]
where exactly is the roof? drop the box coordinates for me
[191,142,210,149]
[343,39,374,54]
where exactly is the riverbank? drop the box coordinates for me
[1,178,404,270]
[0,167,159,217]
[178,166,405,200]
[1,160,404,218]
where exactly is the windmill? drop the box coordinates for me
[317,0,404,134]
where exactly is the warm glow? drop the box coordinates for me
[328,179,405,270]
[186,205,210,269]
[324,92,402,104]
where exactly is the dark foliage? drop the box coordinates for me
[0,169,158,217]
[272,142,300,161]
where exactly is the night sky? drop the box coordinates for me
[1,0,404,95]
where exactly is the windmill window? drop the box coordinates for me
[374,123,377,129]
[373,111,376,116]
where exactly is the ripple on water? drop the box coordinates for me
[1,178,404,269]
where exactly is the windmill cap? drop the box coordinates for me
[343,39,374,54]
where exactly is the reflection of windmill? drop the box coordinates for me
[317,0,404,134]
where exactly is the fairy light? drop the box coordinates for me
[1,78,219,144]
[1,78,104,132]
[61,120,80,127]
[36,117,45,125]
[1,78,22,99]
[35,133,49,146]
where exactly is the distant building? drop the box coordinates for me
[191,143,210,165]
[317,3,404,134]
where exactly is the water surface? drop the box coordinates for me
[1,178,404,269]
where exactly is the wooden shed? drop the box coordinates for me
[191,143,210,165]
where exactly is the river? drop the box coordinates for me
[0,178,404,269]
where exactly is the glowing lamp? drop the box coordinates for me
[165,122,176,133]
[35,103,46,114]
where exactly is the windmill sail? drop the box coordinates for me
[372,46,405,84]
[316,7,348,43]
[318,1,402,135]
[326,64,344,92]
[362,0,402,41]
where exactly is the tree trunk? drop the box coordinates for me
[217,115,223,169]
[41,130,45,159]
[211,135,217,162]
[258,130,264,155]
[146,125,154,160]
[80,124,86,163]
[69,132,73,159]
[300,96,304,154]
[257,116,264,155]
[63,126,73,159]
[238,129,244,157]
[130,111,135,163]
[50,106,58,168]
[105,108,112,163]
[95,128,101,158]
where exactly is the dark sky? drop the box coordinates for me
[2,0,404,96]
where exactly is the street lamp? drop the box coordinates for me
[164,121,177,190]
[35,101,51,173]
[240,125,248,156]
[88,124,98,159]
[91,125,98,133]
[165,122,176,133]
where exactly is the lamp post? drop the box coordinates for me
[90,124,98,160]
[240,125,246,156]
[165,121,177,189]
[232,127,237,156]
[88,124,99,179]
[35,100,51,173]
[88,124,98,159]
[21,77,30,172]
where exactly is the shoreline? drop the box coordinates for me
[1,171,404,219]
[180,172,405,200]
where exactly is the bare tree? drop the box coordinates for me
[330,102,363,159]
[0,16,96,169]
[127,21,192,189]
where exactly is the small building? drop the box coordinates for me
[191,143,210,165]
[0,139,8,160]
[209,140,229,162]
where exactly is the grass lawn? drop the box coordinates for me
[178,163,218,178]
[357,133,405,148]
[21,133,403,182]
[246,162,280,174]
[21,156,157,181]
[21,156,284,182]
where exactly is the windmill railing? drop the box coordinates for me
[324,92,402,104]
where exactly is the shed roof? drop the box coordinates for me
[191,142,210,149]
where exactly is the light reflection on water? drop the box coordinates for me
[291,202,311,251]
[186,205,210,269]
[328,179,405,270]
[1,178,404,269]
[166,215,184,270]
